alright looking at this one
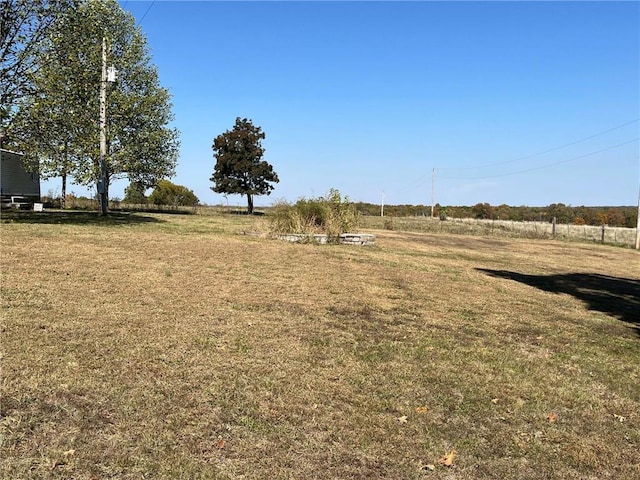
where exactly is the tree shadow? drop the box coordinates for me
[0,210,165,226]
[477,268,640,337]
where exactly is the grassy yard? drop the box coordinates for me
[1,210,639,479]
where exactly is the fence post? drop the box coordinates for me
[552,217,556,239]
[601,224,606,244]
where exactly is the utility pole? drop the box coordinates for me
[430,168,435,218]
[99,37,117,215]
[99,37,108,215]
[381,191,385,217]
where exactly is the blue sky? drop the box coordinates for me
[45,1,640,207]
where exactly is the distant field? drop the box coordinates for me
[1,210,639,479]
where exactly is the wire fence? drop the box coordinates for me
[361,215,638,248]
[447,217,636,246]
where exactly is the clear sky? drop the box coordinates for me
[43,1,640,207]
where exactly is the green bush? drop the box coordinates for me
[149,180,199,207]
[123,182,148,204]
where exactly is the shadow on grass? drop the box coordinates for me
[0,209,165,226]
[477,269,640,337]
[227,210,264,216]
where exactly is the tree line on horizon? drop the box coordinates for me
[41,186,636,229]
[353,202,638,228]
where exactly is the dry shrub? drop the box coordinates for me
[269,189,360,241]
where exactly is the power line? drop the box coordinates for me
[438,138,639,180]
[136,0,156,27]
[436,118,639,171]
[384,119,640,199]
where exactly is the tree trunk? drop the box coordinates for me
[61,172,67,209]
[246,193,254,215]
[61,147,68,209]
[98,162,109,215]
[100,178,109,215]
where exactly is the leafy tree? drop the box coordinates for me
[123,181,147,204]
[574,206,596,226]
[494,204,511,220]
[547,203,573,224]
[604,209,625,227]
[8,0,179,213]
[622,208,637,228]
[0,0,78,143]
[210,117,279,214]
[472,202,494,219]
[149,180,199,207]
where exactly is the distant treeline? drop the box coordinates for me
[353,202,638,228]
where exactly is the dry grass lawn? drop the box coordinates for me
[1,210,639,479]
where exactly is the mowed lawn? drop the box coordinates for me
[1,211,639,479]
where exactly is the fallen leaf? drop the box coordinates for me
[548,413,558,423]
[613,413,625,423]
[397,415,408,424]
[422,464,436,471]
[62,449,76,456]
[216,439,226,449]
[491,398,500,404]
[439,450,456,467]
[415,406,429,414]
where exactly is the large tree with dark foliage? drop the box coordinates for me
[210,117,279,214]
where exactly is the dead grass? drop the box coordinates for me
[1,211,639,479]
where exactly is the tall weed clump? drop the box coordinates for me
[269,189,360,241]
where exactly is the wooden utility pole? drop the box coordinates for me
[98,38,117,215]
[99,37,108,215]
[381,191,385,217]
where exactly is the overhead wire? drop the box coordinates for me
[436,118,639,172]
[383,119,640,201]
[438,138,639,180]
[136,0,156,27]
